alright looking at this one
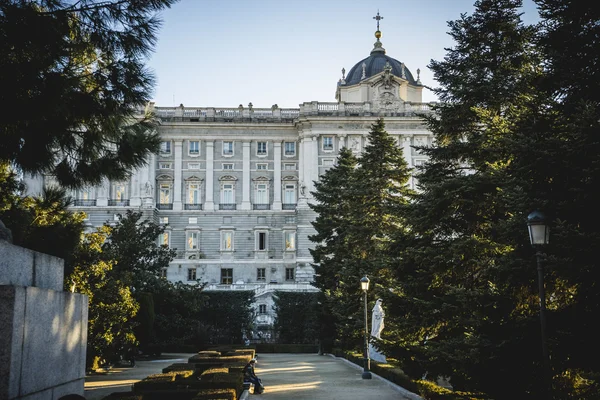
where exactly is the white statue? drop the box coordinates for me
[371,299,385,339]
[369,298,387,363]
[144,181,153,197]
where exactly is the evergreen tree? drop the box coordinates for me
[310,119,413,348]
[382,0,595,398]
[0,0,176,187]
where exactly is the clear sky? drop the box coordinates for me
[147,0,540,108]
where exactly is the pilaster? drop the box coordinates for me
[241,141,251,210]
[96,178,108,206]
[173,140,183,211]
[204,141,215,211]
[273,141,282,210]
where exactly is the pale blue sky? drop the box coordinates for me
[148,0,539,108]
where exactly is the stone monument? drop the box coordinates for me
[369,298,387,363]
[0,239,88,399]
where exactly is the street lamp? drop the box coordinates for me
[527,210,551,398]
[360,276,372,379]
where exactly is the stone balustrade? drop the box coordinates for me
[145,101,434,123]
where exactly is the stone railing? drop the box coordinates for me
[203,282,318,296]
[146,101,434,123]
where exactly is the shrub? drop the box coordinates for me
[100,393,142,400]
[162,363,197,374]
[255,343,318,353]
[133,371,194,391]
[192,388,237,400]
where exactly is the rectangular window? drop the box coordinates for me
[256,163,268,170]
[285,268,295,281]
[160,141,171,154]
[160,217,169,224]
[259,304,267,314]
[284,216,295,224]
[255,184,268,204]
[221,231,233,251]
[284,142,296,156]
[222,163,234,170]
[257,268,266,282]
[221,268,233,284]
[284,231,296,251]
[257,141,267,156]
[159,184,171,204]
[187,268,197,281]
[158,231,169,247]
[414,159,426,167]
[188,217,197,224]
[323,137,334,151]
[221,184,234,204]
[256,231,267,251]
[284,163,296,170]
[284,184,296,204]
[160,162,172,169]
[323,159,335,167]
[79,188,91,200]
[188,183,200,204]
[189,141,200,155]
[223,141,234,156]
[188,163,200,170]
[187,231,198,250]
[114,184,126,200]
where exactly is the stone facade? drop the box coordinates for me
[0,241,88,400]
[22,38,434,332]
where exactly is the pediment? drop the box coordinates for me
[219,175,238,181]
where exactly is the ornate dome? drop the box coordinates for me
[344,52,418,86]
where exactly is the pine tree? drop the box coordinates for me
[309,119,413,348]
[387,1,547,397]
[0,0,177,187]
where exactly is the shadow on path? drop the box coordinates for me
[251,353,413,400]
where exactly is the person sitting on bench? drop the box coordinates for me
[243,358,264,393]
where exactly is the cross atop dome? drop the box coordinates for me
[373,10,383,32]
[371,10,385,54]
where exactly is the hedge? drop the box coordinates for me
[192,388,237,400]
[255,343,318,353]
[333,350,486,400]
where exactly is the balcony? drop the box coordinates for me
[184,203,203,210]
[219,203,237,210]
[108,199,130,206]
[282,203,297,210]
[73,199,96,207]
[157,203,173,210]
[253,204,271,210]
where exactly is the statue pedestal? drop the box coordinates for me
[369,344,387,363]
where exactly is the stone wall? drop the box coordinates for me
[0,240,88,400]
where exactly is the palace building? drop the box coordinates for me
[24,18,434,334]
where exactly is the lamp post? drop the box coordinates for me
[527,210,551,398]
[360,276,372,379]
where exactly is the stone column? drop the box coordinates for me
[173,140,183,211]
[273,141,282,210]
[403,135,413,187]
[97,178,109,206]
[241,141,251,210]
[306,135,319,198]
[298,135,307,203]
[130,167,142,207]
[204,141,215,211]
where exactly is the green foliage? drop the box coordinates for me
[0,0,177,188]
[309,119,413,349]
[0,163,85,266]
[272,291,319,344]
[198,292,255,345]
[69,210,175,365]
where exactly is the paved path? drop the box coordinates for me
[84,353,195,400]
[251,353,420,400]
